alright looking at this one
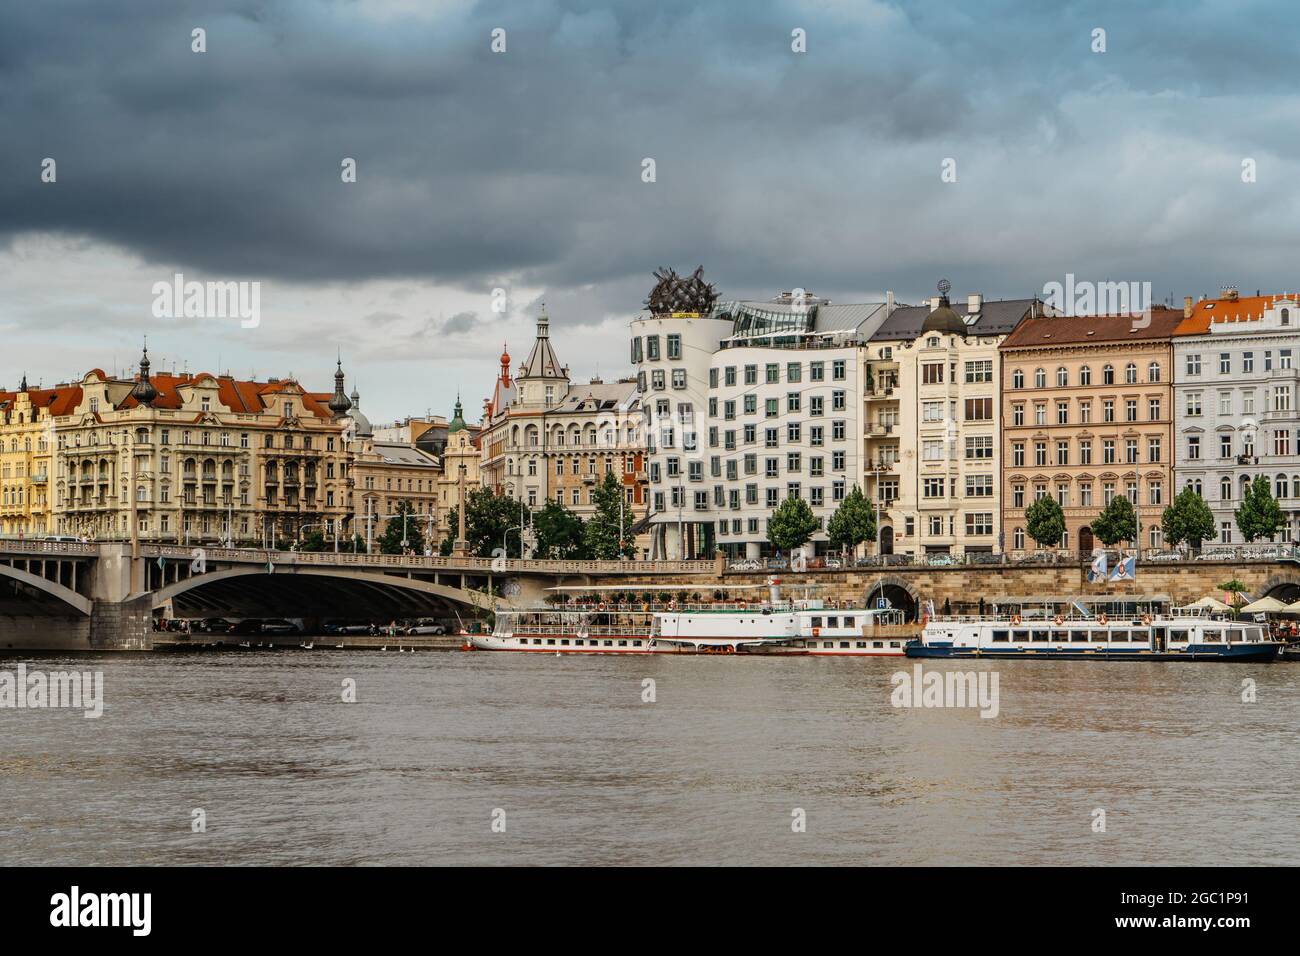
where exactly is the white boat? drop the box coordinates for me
[467,580,912,656]
[909,606,1282,661]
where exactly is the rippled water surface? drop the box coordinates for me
[2,650,1298,865]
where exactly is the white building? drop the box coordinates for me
[634,289,890,559]
[1173,288,1300,545]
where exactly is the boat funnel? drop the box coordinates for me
[768,576,781,605]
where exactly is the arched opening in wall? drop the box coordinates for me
[1263,580,1300,603]
[1079,527,1094,554]
[862,581,914,621]
[879,525,894,555]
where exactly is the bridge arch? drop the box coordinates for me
[1258,572,1300,602]
[149,566,496,618]
[0,564,92,615]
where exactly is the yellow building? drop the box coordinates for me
[435,398,481,541]
[0,376,70,537]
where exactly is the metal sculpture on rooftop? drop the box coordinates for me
[645,266,718,316]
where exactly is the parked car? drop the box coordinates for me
[260,619,301,635]
[1146,550,1183,563]
[403,619,446,635]
[1196,548,1236,562]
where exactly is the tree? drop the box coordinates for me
[768,495,819,554]
[378,500,426,555]
[1219,578,1248,619]
[1091,494,1137,547]
[1236,475,1284,543]
[298,528,327,552]
[1161,485,1216,551]
[826,485,876,559]
[1024,495,1065,550]
[439,488,526,558]
[533,498,587,559]
[584,472,636,559]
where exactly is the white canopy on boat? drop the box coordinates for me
[1240,596,1289,613]
[1183,596,1231,611]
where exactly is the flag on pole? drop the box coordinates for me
[1109,554,1136,582]
[1087,551,1107,583]
[1070,599,1091,618]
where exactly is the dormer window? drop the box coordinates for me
[927,337,939,347]
[201,398,211,411]
[1283,308,1290,325]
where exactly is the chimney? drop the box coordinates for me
[967,293,982,315]
[928,296,940,311]
[886,290,894,313]
[1183,296,1193,318]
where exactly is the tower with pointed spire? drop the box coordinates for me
[328,358,353,419]
[516,307,569,407]
[129,345,159,406]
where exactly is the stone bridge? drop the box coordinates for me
[3,539,1299,650]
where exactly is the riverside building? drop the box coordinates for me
[868,291,1045,559]
[1173,288,1300,545]
[634,288,891,560]
[999,307,1181,553]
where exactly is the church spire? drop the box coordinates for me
[129,344,158,406]
[328,356,353,418]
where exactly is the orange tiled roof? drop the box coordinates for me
[117,372,332,418]
[1174,293,1299,335]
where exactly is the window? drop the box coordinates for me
[966,475,993,497]
[1012,404,1024,426]
[832,360,846,380]
[923,440,945,461]
[1103,440,1115,464]
[1102,364,1114,385]
[1012,483,1025,508]
[1186,353,1201,376]
[1079,400,1091,424]
[922,363,944,384]
[1276,430,1291,456]
[1243,352,1254,373]
[966,360,993,383]
[1056,367,1068,387]
[1034,368,1046,388]
[1034,441,1047,466]
[1219,353,1231,374]
[766,364,779,383]
[965,513,993,536]
[1012,369,1024,389]
[807,362,822,382]
[787,362,801,383]
[1188,435,1200,460]
[1148,361,1160,382]
[671,369,686,389]
[1149,398,1161,421]
[923,401,945,422]
[1035,404,1047,426]
[923,477,945,498]
[1079,365,1091,386]
[1126,400,1137,422]
[1103,399,1114,423]
[1012,442,1025,467]
[1056,440,1069,466]
[1186,392,1202,417]
[667,334,681,359]
[1148,437,1161,463]
[965,435,993,459]
[646,335,660,360]
[1125,363,1137,384]
[965,397,992,421]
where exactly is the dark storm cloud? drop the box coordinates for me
[5,0,1300,326]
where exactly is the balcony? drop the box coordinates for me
[866,421,895,437]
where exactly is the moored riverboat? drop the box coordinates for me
[907,608,1282,661]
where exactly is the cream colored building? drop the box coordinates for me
[46,351,353,546]
[0,377,68,537]
[868,293,1045,558]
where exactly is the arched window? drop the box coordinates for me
[1221,476,1232,501]
[1125,363,1137,384]
[1148,361,1161,382]
[1079,365,1091,386]
[1277,474,1288,500]
[1034,368,1046,388]
[1102,364,1114,385]
[1056,367,1068,387]
[1012,369,1024,389]
[1283,308,1291,325]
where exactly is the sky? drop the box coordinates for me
[3,0,1299,425]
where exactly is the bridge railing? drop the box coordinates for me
[135,544,717,576]
[0,538,99,556]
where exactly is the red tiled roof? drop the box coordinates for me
[1000,307,1184,349]
[117,372,332,418]
[1173,293,1299,335]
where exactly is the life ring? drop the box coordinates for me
[1011,614,1022,625]
[1098,613,1109,625]
[1053,615,1063,627]
[725,645,734,654]
[1141,614,1152,626]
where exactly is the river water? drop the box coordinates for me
[2,650,1298,866]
